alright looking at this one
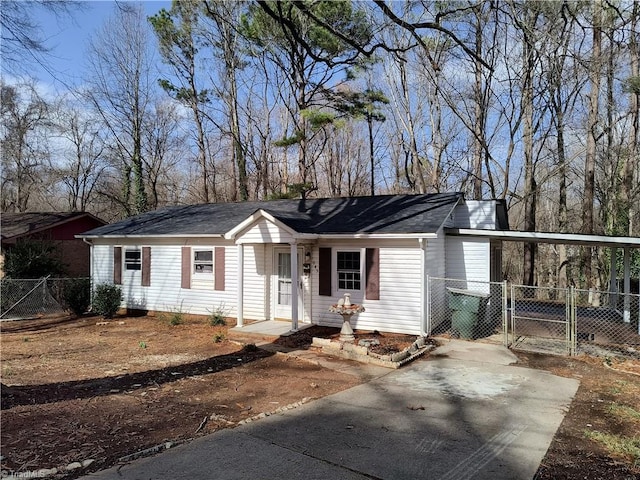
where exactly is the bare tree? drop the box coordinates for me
[0,0,80,76]
[581,0,603,288]
[84,3,153,216]
[0,81,50,212]
[142,100,189,209]
[51,102,106,212]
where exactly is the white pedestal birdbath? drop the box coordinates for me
[329,293,365,342]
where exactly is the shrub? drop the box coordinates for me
[209,305,228,326]
[63,278,91,316]
[92,283,122,319]
[168,312,183,326]
[212,332,225,343]
[162,301,184,326]
[3,239,66,278]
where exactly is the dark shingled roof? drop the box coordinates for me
[1,212,104,241]
[80,193,464,237]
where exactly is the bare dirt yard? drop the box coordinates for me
[2,314,639,480]
[1,314,360,478]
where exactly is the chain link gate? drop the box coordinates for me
[509,285,576,356]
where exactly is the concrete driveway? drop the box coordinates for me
[83,340,579,480]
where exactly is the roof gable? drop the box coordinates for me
[79,193,464,238]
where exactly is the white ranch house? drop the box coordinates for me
[78,193,507,335]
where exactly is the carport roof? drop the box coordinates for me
[446,228,640,248]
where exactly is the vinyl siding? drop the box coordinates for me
[445,237,491,292]
[91,240,239,317]
[242,244,268,320]
[312,240,424,335]
[450,201,497,229]
[236,218,294,244]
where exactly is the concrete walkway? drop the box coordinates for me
[83,339,579,480]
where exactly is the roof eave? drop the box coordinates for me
[446,228,640,248]
[77,233,225,240]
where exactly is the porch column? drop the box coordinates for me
[623,246,630,324]
[237,243,244,328]
[290,242,299,331]
[609,247,617,307]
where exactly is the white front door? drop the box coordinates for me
[274,247,303,320]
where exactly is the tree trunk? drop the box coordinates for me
[581,0,602,288]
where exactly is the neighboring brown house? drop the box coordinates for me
[1,212,106,278]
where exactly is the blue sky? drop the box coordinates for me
[29,1,170,88]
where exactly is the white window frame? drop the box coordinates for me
[124,247,141,271]
[334,248,364,293]
[192,248,214,287]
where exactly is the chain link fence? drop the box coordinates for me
[0,277,91,320]
[427,278,640,361]
[574,288,640,359]
[427,277,506,343]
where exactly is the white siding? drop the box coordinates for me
[236,218,294,244]
[92,244,113,285]
[451,201,497,229]
[445,237,491,292]
[426,232,446,278]
[90,240,241,318]
[242,244,268,320]
[312,240,424,335]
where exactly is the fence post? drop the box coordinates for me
[424,275,431,336]
[509,284,515,347]
[568,286,576,356]
[502,281,508,347]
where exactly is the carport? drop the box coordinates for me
[446,229,640,330]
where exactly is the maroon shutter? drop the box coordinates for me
[214,247,225,291]
[365,248,380,300]
[113,247,122,285]
[181,247,191,289]
[141,247,151,286]
[319,247,332,296]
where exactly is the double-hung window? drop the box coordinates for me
[336,250,362,291]
[124,248,141,270]
[193,249,214,275]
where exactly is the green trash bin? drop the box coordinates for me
[447,287,490,339]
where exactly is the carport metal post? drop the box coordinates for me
[623,247,631,324]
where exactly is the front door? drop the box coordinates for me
[274,247,303,320]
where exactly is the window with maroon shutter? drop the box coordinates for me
[365,248,380,300]
[181,247,191,289]
[214,247,225,291]
[113,247,122,285]
[142,247,151,286]
[318,247,332,296]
